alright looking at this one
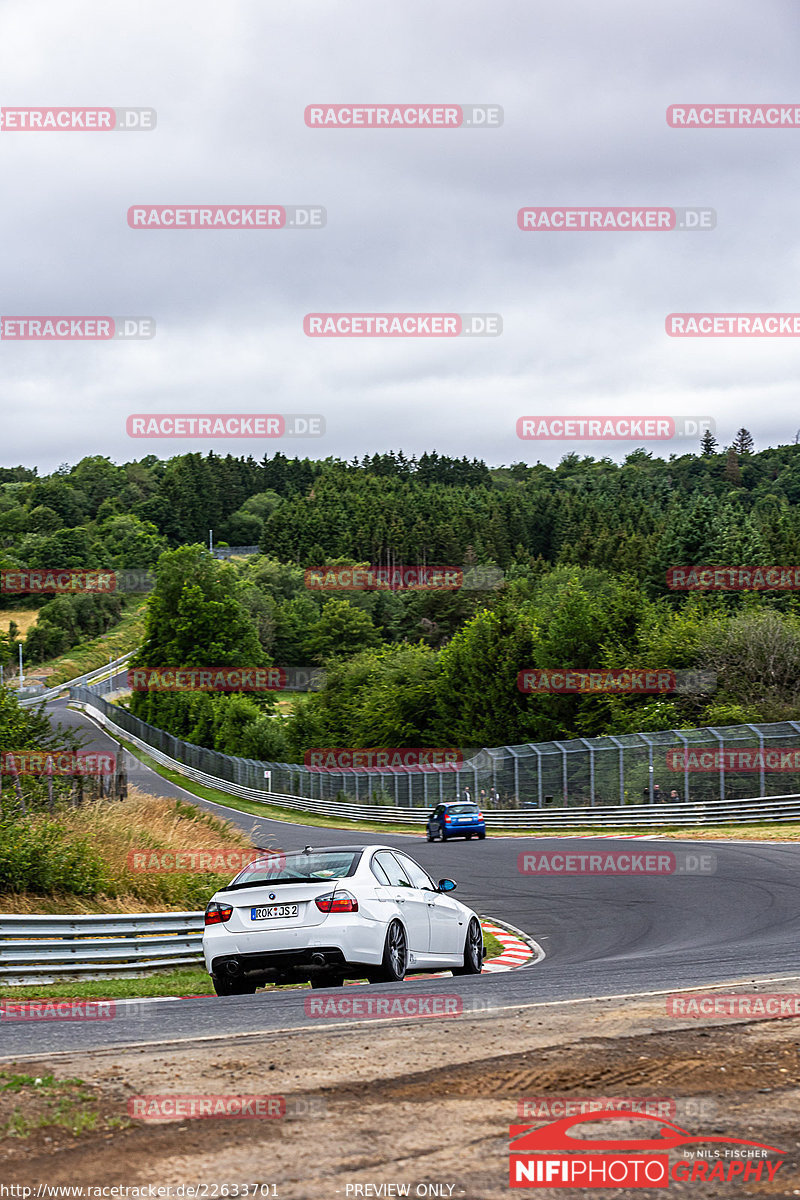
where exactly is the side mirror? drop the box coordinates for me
[437,878,457,893]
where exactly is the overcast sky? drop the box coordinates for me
[2,0,800,474]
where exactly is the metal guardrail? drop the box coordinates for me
[70,694,800,829]
[17,652,134,707]
[0,911,204,985]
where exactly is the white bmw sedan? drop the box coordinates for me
[203,843,484,994]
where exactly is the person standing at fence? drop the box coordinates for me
[463,786,472,804]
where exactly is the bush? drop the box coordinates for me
[0,814,110,895]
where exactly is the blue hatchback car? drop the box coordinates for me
[426,801,486,842]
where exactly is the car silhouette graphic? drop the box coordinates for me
[509,1110,783,1155]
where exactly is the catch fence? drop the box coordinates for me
[69,688,800,810]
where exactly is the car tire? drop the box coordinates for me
[369,920,407,983]
[426,830,435,842]
[452,918,483,976]
[466,833,473,840]
[211,974,258,996]
[478,831,486,840]
[310,974,344,988]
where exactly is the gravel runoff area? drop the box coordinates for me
[2,982,799,1198]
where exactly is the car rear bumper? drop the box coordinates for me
[203,914,385,977]
[209,945,359,982]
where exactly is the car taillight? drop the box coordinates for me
[204,902,233,926]
[444,814,451,822]
[477,811,483,820]
[315,890,359,913]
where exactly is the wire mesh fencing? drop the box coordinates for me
[69,687,800,810]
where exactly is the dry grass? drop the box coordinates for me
[2,893,206,915]
[0,608,40,636]
[0,786,274,914]
[57,784,253,865]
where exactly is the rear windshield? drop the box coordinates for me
[226,849,362,889]
[448,804,479,815]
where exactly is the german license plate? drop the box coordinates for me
[250,904,298,920]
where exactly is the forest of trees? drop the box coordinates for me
[4,438,800,759]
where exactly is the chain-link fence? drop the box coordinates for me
[70,687,800,810]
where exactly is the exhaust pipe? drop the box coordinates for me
[310,952,327,967]
[223,958,243,977]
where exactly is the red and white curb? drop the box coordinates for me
[57,919,542,1004]
[480,918,540,973]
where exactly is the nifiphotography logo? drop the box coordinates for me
[508,1110,785,1188]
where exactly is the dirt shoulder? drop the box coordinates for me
[2,990,799,1198]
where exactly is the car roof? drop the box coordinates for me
[285,844,397,854]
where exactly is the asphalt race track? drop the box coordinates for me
[4,696,799,1059]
